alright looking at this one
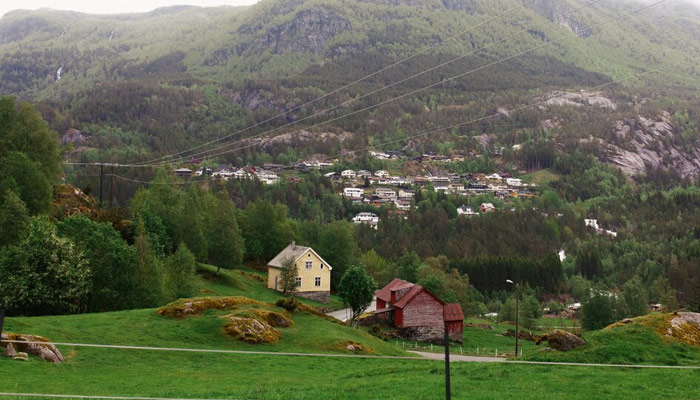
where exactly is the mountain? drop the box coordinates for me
[1,0,699,178]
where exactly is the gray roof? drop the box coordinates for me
[267,243,333,270]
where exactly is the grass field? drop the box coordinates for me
[523,313,700,366]
[2,345,699,400]
[2,269,699,399]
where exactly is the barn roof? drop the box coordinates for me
[393,285,446,309]
[443,303,464,322]
[374,278,412,302]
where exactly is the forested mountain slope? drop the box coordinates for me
[1,0,699,178]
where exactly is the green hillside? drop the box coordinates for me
[524,313,700,366]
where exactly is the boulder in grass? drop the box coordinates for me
[536,329,586,351]
[1,333,64,363]
[4,342,17,358]
[221,316,281,344]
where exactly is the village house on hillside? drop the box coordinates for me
[267,242,332,303]
[374,278,463,342]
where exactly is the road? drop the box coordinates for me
[408,350,505,363]
[326,298,376,322]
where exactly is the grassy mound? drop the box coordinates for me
[156,296,267,318]
[524,313,700,365]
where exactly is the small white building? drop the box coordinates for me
[353,212,379,229]
[357,170,372,178]
[233,168,249,179]
[457,205,478,216]
[481,203,495,213]
[256,170,279,185]
[398,189,415,198]
[584,219,600,230]
[374,170,390,178]
[506,178,523,187]
[341,170,357,179]
[343,187,365,198]
[375,187,397,199]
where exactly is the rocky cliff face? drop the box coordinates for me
[600,112,700,179]
[246,7,351,55]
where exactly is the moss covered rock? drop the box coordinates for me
[221,316,281,344]
[157,296,267,318]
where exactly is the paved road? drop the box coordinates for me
[326,298,376,322]
[408,350,505,363]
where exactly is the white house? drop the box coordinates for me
[256,170,279,185]
[341,170,357,179]
[357,170,372,178]
[233,168,249,179]
[353,212,379,229]
[481,203,495,213]
[398,189,415,198]
[375,187,397,199]
[486,173,502,181]
[374,170,390,178]
[457,205,478,216]
[506,178,523,187]
[584,219,600,230]
[343,187,365,198]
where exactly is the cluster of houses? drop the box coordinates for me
[266,242,464,343]
[335,170,535,199]
[174,164,283,185]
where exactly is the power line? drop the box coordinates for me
[143,0,607,166]
[2,340,699,369]
[76,58,686,188]
[135,0,539,166]
[146,0,668,165]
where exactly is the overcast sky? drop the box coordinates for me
[0,1,261,18]
[2,0,699,18]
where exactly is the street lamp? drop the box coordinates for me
[506,279,519,358]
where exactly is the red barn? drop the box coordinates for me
[374,278,463,343]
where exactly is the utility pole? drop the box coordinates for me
[99,163,104,207]
[109,164,115,208]
[507,279,520,358]
[444,323,451,400]
[515,283,520,358]
[0,303,5,340]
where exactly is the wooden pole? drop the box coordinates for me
[0,304,5,340]
[444,324,451,400]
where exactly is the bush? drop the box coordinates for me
[276,297,302,312]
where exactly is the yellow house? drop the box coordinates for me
[267,241,332,303]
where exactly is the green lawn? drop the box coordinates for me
[2,347,699,400]
[523,314,700,366]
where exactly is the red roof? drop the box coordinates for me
[393,285,446,309]
[375,278,412,302]
[443,303,464,322]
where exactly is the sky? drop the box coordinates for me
[2,0,699,18]
[0,0,261,18]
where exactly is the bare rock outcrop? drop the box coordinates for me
[602,112,700,179]
[544,91,617,110]
[536,329,586,351]
[666,312,700,346]
[1,333,64,363]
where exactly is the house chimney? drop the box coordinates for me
[291,241,296,249]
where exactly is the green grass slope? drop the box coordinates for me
[523,313,700,366]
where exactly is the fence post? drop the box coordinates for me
[495,349,498,357]
[460,347,463,355]
[415,342,418,349]
[476,348,479,356]
[431,344,433,351]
